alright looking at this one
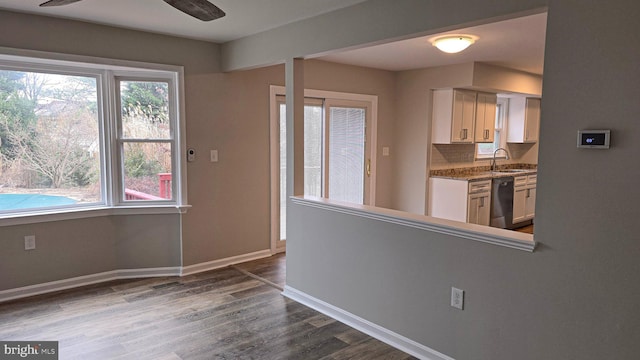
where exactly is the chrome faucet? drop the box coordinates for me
[491,148,510,172]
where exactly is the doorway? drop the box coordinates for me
[270,87,377,252]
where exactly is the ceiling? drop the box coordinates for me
[317,12,547,74]
[0,1,547,74]
[0,0,369,43]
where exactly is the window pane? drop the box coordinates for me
[0,70,101,212]
[304,104,322,197]
[120,80,170,139]
[278,102,323,240]
[122,142,172,201]
[328,107,365,204]
[477,141,498,156]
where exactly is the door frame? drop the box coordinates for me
[269,85,378,253]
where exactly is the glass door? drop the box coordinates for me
[324,99,371,205]
[270,92,373,252]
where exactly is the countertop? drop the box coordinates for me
[430,169,537,181]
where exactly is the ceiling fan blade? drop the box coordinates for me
[40,0,83,7]
[163,0,225,21]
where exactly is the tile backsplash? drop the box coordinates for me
[430,143,537,170]
[431,144,477,168]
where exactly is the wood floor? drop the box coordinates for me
[0,253,415,360]
[514,224,534,234]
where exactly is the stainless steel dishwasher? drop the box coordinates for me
[490,176,514,229]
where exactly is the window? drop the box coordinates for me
[0,52,185,219]
[477,97,508,158]
[275,96,325,241]
[117,79,175,202]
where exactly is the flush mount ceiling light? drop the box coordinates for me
[431,35,477,54]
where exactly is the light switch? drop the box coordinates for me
[210,150,219,162]
[382,147,390,156]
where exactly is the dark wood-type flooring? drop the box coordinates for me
[0,253,415,360]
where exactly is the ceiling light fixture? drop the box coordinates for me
[431,35,477,54]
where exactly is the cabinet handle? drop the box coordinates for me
[480,197,485,207]
[484,129,489,139]
[462,128,468,140]
[526,189,530,198]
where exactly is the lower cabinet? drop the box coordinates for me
[428,178,491,225]
[467,191,491,226]
[524,187,537,219]
[513,175,536,223]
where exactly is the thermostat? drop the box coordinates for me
[577,130,610,149]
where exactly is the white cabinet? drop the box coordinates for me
[507,97,541,143]
[524,187,536,219]
[432,89,497,144]
[428,178,491,225]
[467,180,491,226]
[474,92,498,143]
[512,174,536,223]
[432,89,477,144]
[512,186,527,223]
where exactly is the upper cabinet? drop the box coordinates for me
[432,89,496,144]
[507,97,541,143]
[474,92,498,143]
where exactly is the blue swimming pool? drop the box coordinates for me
[0,194,77,210]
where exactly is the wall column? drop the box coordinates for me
[285,58,304,198]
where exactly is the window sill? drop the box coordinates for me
[291,196,536,252]
[476,155,507,160]
[0,205,191,227]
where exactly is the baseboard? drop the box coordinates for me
[0,249,273,303]
[0,267,181,303]
[180,249,272,276]
[282,285,455,360]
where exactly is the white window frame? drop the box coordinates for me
[113,74,180,206]
[0,48,189,227]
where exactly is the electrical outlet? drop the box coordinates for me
[451,287,464,310]
[24,235,36,250]
[210,149,219,162]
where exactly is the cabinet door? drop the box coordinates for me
[468,192,490,226]
[513,187,527,223]
[524,98,541,142]
[525,186,536,219]
[507,97,541,143]
[474,93,497,143]
[451,90,476,143]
